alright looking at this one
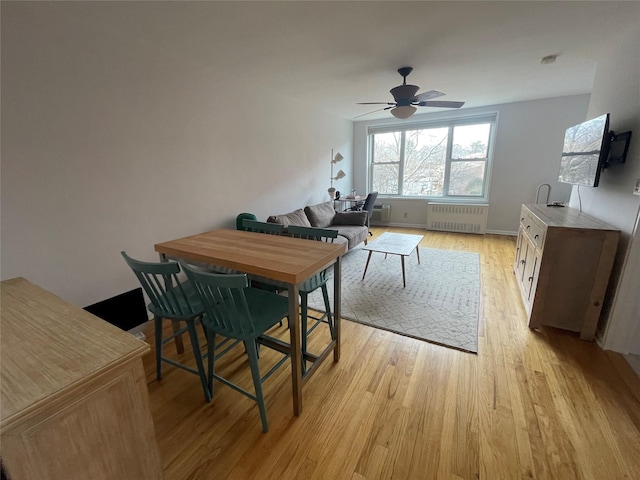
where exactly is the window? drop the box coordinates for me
[368,116,495,200]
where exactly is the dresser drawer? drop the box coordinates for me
[520,208,545,248]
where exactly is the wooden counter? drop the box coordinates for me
[1,277,163,479]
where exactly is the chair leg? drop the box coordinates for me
[186,319,212,402]
[244,340,269,433]
[321,285,334,339]
[300,292,309,372]
[154,316,163,380]
[171,320,185,354]
[207,330,216,398]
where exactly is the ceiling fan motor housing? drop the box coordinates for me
[390,85,420,104]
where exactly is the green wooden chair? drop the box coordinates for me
[121,251,211,402]
[241,219,287,303]
[180,262,290,432]
[242,219,284,235]
[287,225,338,372]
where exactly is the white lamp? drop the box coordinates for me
[329,149,345,199]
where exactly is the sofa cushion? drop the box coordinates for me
[266,208,311,227]
[329,225,368,250]
[304,201,336,228]
[332,211,367,226]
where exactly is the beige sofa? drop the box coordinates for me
[267,201,368,250]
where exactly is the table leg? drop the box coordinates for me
[401,255,406,288]
[287,283,302,416]
[333,255,342,362]
[416,246,421,264]
[362,251,373,280]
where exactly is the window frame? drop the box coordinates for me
[367,114,496,202]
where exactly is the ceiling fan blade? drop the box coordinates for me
[354,106,393,119]
[357,102,396,105]
[417,100,465,109]
[412,90,445,102]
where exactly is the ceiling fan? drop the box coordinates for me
[356,67,465,119]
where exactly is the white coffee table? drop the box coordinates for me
[362,232,424,287]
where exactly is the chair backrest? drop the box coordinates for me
[242,219,284,235]
[362,192,379,217]
[180,262,258,338]
[121,251,201,319]
[287,226,338,285]
[287,225,338,243]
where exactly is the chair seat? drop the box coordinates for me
[147,280,204,320]
[202,287,289,341]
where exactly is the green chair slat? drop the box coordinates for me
[242,219,284,235]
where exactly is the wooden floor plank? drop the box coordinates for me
[140,228,640,479]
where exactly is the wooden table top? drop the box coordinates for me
[1,277,149,429]
[154,229,346,284]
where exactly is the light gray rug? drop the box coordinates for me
[308,246,481,353]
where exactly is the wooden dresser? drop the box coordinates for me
[513,204,620,340]
[0,278,163,480]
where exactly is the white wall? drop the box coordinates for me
[0,3,352,307]
[567,25,640,353]
[353,95,589,234]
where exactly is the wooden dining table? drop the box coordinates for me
[154,228,346,415]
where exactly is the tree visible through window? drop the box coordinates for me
[369,117,494,199]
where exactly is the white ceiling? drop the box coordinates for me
[91,1,640,121]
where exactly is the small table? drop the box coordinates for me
[154,229,346,416]
[362,232,423,288]
[333,197,361,211]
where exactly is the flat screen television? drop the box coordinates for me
[558,113,633,187]
[558,113,610,187]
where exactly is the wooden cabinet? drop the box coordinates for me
[1,278,163,480]
[513,204,620,340]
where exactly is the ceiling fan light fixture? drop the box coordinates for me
[391,106,417,119]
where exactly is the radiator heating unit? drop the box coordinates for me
[371,204,391,222]
[426,203,488,234]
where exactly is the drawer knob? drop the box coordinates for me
[534,234,539,239]
[520,260,526,265]
[526,225,530,230]
[594,301,601,307]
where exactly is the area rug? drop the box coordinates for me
[307,246,481,353]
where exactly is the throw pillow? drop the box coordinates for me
[304,201,336,228]
[266,208,311,227]
[333,211,367,226]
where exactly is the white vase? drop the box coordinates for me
[328,187,336,199]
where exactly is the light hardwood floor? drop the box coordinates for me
[142,227,640,480]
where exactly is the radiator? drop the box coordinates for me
[426,203,488,234]
[371,204,391,222]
